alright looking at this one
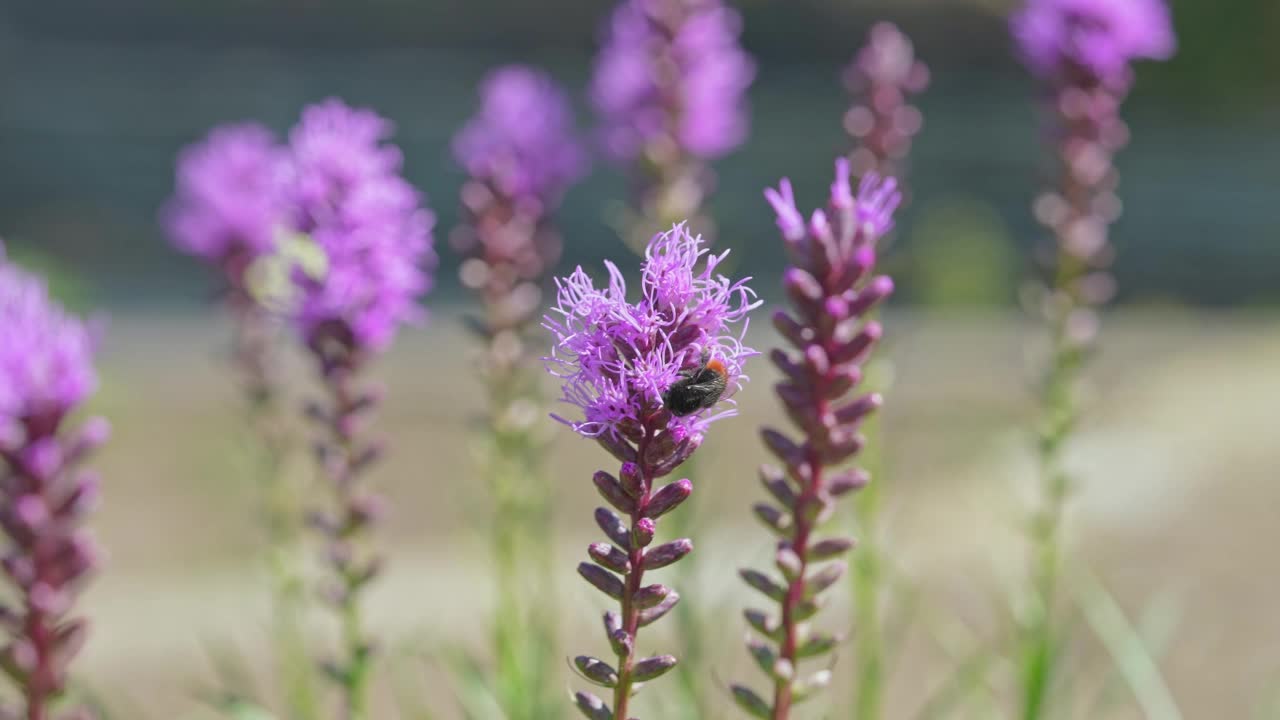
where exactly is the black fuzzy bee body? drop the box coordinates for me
[663,357,729,417]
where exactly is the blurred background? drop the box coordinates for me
[1,0,1277,717]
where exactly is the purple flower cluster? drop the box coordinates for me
[0,249,98,428]
[163,123,289,286]
[287,100,436,361]
[0,243,107,720]
[166,101,436,365]
[843,22,929,180]
[1011,0,1175,350]
[544,224,760,442]
[591,0,755,163]
[1012,0,1175,88]
[732,159,899,719]
[453,66,588,205]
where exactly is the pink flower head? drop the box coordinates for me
[453,65,589,203]
[543,224,760,440]
[163,123,289,268]
[591,0,755,162]
[1012,0,1176,87]
[766,158,901,268]
[0,243,98,430]
[285,99,436,355]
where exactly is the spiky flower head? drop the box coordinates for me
[544,224,760,441]
[0,242,98,432]
[163,123,289,272]
[591,0,755,162]
[1011,0,1175,87]
[453,65,589,204]
[766,157,901,276]
[285,99,436,359]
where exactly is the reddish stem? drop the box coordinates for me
[611,422,658,719]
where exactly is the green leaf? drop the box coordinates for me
[730,684,772,719]
[1073,570,1183,720]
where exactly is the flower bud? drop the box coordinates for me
[592,471,634,514]
[632,517,656,548]
[643,480,691,520]
[577,563,624,600]
[641,539,692,570]
[632,654,678,682]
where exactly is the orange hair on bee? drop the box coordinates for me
[705,358,728,376]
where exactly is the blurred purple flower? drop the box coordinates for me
[163,123,289,278]
[453,66,588,204]
[286,99,436,359]
[0,244,97,428]
[544,224,760,441]
[0,242,106,719]
[591,0,755,162]
[843,22,929,180]
[1012,0,1175,87]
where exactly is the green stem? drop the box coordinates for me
[1021,248,1085,720]
[853,450,884,720]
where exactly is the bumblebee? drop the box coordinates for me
[663,356,729,417]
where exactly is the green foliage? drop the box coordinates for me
[906,197,1017,310]
[2,243,93,312]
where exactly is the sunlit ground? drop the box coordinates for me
[74,307,1280,719]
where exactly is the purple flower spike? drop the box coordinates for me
[163,123,289,280]
[0,242,106,720]
[1012,0,1175,90]
[547,225,760,720]
[283,99,433,718]
[592,0,754,162]
[1011,2,1173,716]
[843,22,929,183]
[449,66,589,716]
[453,65,588,205]
[286,99,436,360]
[451,65,586,363]
[164,123,295,437]
[591,0,755,247]
[732,160,898,719]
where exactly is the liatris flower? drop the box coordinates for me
[449,65,587,720]
[452,66,588,358]
[1012,0,1174,90]
[454,66,589,208]
[163,123,318,714]
[283,99,435,720]
[163,123,290,408]
[731,159,899,719]
[1010,2,1173,717]
[591,0,755,248]
[0,242,108,720]
[544,224,759,719]
[843,22,929,183]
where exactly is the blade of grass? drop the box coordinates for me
[1072,569,1183,720]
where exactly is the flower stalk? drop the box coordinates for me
[544,225,759,719]
[0,245,107,720]
[305,345,384,720]
[1009,1,1175,716]
[451,65,588,719]
[840,23,927,720]
[279,99,435,720]
[732,159,899,719]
